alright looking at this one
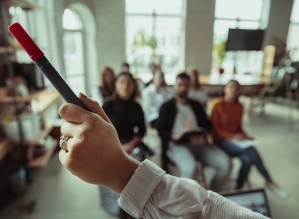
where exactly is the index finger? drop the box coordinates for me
[59,103,92,124]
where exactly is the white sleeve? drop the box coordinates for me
[91,86,104,106]
[118,159,270,219]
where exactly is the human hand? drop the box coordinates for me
[122,143,134,154]
[233,133,247,140]
[59,93,139,194]
[190,135,204,144]
[171,132,185,141]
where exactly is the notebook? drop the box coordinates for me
[222,189,271,217]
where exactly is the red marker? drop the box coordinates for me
[8,22,88,110]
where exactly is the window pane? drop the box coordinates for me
[126,0,155,14]
[215,0,238,19]
[66,76,85,95]
[215,0,262,20]
[126,0,182,15]
[287,24,299,61]
[214,19,238,39]
[236,0,262,20]
[155,17,182,71]
[62,9,82,30]
[126,15,154,72]
[63,31,84,76]
[291,0,299,23]
[238,21,260,29]
[154,0,182,15]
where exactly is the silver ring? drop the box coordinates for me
[59,135,70,151]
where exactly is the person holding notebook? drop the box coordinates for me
[210,80,289,199]
[156,73,231,192]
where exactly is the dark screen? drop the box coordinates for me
[226,29,265,51]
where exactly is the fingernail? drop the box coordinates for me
[79,92,88,99]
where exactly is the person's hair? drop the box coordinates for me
[154,70,167,87]
[176,72,190,81]
[99,66,115,95]
[114,72,137,101]
[224,79,240,102]
[186,66,201,89]
[121,62,130,69]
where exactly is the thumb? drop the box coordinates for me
[78,92,111,124]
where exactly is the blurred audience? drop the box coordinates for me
[121,62,130,73]
[186,66,208,109]
[210,80,289,199]
[145,62,157,87]
[91,66,115,106]
[142,71,173,129]
[156,73,231,192]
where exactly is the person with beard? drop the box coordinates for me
[156,73,231,192]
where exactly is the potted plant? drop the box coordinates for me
[214,39,227,74]
[131,30,157,77]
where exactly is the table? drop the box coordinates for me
[199,73,272,116]
[199,74,271,86]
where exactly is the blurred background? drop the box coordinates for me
[0,0,298,219]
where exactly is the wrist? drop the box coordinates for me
[114,154,140,194]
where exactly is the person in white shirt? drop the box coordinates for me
[186,66,208,109]
[91,66,115,105]
[58,93,269,219]
[142,71,173,128]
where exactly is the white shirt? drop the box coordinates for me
[142,84,173,123]
[172,102,199,135]
[119,159,269,219]
[91,86,104,106]
[188,89,208,105]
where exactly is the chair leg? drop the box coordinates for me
[196,164,207,189]
[245,177,252,189]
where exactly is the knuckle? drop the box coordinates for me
[59,104,71,117]
[65,156,77,170]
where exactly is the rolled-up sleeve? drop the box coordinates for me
[119,159,270,219]
[118,159,207,218]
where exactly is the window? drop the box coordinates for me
[126,0,183,81]
[62,9,85,94]
[287,0,299,61]
[213,0,270,74]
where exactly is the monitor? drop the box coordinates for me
[226,29,265,51]
[222,189,271,217]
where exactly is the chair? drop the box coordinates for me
[286,63,299,131]
[159,135,208,189]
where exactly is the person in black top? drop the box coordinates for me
[102,72,145,153]
[102,72,150,219]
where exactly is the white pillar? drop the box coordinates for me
[264,0,294,46]
[95,0,126,73]
[184,0,216,75]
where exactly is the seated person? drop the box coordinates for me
[102,72,149,218]
[142,70,173,128]
[120,62,130,73]
[156,73,231,192]
[186,66,208,109]
[91,66,115,105]
[145,62,157,87]
[210,80,289,199]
